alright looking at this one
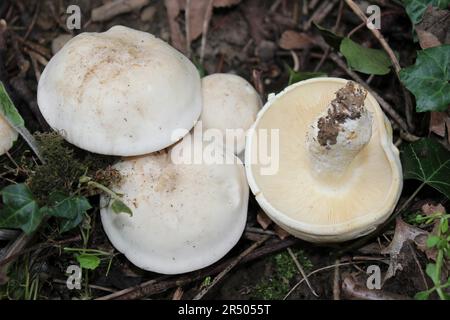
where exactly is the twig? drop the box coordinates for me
[97,237,299,300]
[91,0,150,22]
[53,279,117,293]
[304,0,338,30]
[407,242,429,291]
[344,0,400,73]
[290,50,300,72]
[333,258,341,300]
[342,276,411,300]
[193,236,270,300]
[199,0,214,64]
[287,247,319,297]
[23,2,40,41]
[344,0,414,130]
[185,0,191,59]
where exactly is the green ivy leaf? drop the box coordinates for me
[442,218,449,234]
[40,192,91,233]
[400,45,450,112]
[111,199,132,216]
[427,235,440,247]
[0,82,24,127]
[0,184,43,234]
[286,64,326,85]
[401,138,450,199]
[76,254,101,270]
[43,192,91,220]
[312,22,343,50]
[402,0,449,25]
[426,263,439,283]
[414,290,431,300]
[340,38,392,75]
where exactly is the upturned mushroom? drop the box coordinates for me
[200,73,262,156]
[245,78,402,242]
[37,25,202,156]
[0,115,17,156]
[100,138,248,274]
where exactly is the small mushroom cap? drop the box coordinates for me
[38,25,202,156]
[0,116,18,156]
[200,74,261,155]
[246,78,403,242]
[100,141,248,274]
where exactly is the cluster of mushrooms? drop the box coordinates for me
[0,25,403,275]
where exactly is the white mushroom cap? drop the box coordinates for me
[200,74,261,156]
[100,139,248,274]
[0,115,18,156]
[246,78,403,243]
[37,25,202,156]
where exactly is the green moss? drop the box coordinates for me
[25,132,120,205]
[252,249,313,300]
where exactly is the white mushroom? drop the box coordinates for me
[38,25,202,156]
[100,138,248,274]
[246,78,403,242]
[200,73,261,156]
[0,115,17,156]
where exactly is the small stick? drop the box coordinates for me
[344,0,400,73]
[199,0,214,64]
[193,236,270,300]
[97,237,299,300]
[333,258,341,300]
[91,0,150,22]
[185,0,191,59]
[287,247,318,297]
[23,2,40,41]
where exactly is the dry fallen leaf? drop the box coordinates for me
[279,30,314,50]
[381,218,428,283]
[179,0,212,42]
[421,202,446,216]
[256,211,272,230]
[213,0,241,7]
[164,0,186,52]
[416,5,450,49]
[273,224,290,240]
[429,112,448,137]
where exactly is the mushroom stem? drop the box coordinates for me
[306,82,372,178]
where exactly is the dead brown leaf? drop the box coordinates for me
[213,0,241,7]
[256,211,273,230]
[164,0,186,52]
[416,5,450,49]
[273,224,290,240]
[421,202,446,216]
[182,0,213,42]
[429,112,448,137]
[279,30,314,50]
[381,218,428,282]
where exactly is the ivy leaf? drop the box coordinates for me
[426,263,439,283]
[43,192,91,220]
[399,45,450,112]
[0,82,43,162]
[286,64,326,85]
[441,218,449,233]
[414,290,431,300]
[0,184,43,234]
[40,192,91,233]
[401,138,450,198]
[402,0,449,25]
[111,199,133,216]
[340,38,392,75]
[427,235,440,247]
[76,254,100,270]
[312,22,343,50]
